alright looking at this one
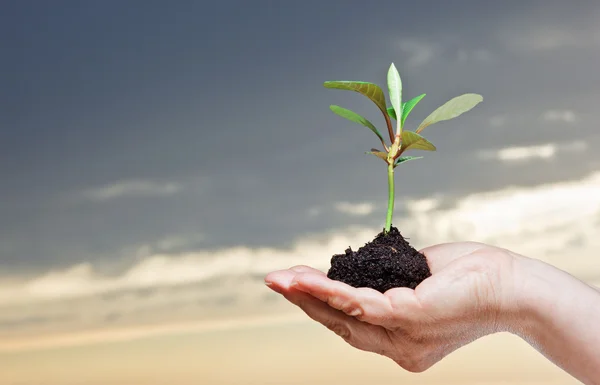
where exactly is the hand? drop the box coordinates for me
[264,242,519,372]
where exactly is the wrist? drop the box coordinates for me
[486,250,528,333]
[501,255,546,337]
[504,254,600,384]
[484,250,567,336]
[508,254,599,338]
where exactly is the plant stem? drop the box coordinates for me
[383,110,395,143]
[385,162,394,234]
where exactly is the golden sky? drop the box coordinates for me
[0,317,584,385]
[1,167,599,384]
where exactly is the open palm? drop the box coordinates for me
[264,242,518,372]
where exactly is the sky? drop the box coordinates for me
[1,0,600,384]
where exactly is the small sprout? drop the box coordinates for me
[324,63,482,234]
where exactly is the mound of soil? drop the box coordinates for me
[327,226,431,293]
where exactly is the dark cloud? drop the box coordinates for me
[1,0,600,275]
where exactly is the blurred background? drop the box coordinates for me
[1,0,599,384]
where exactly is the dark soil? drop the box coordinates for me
[327,226,431,293]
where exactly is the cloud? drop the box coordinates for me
[499,19,600,52]
[306,207,321,218]
[0,314,71,330]
[4,173,599,306]
[154,235,202,251]
[488,115,507,128]
[478,144,556,162]
[131,233,206,257]
[334,202,375,216]
[397,39,437,67]
[405,198,440,213]
[3,172,600,349]
[540,109,578,123]
[395,38,492,68]
[82,180,183,202]
[515,29,584,51]
[0,227,378,307]
[457,49,493,63]
[400,171,600,278]
[478,141,586,163]
[562,141,588,152]
[0,226,383,350]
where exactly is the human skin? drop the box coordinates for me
[264,242,600,384]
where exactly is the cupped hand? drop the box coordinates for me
[264,241,520,372]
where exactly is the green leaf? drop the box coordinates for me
[390,94,426,124]
[416,93,483,134]
[387,107,397,120]
[365,148,388,162]
[323,81,387,113]
[401,94,426,128]
[387,63,402,129]
[329,105,385,143]
[401,131,436,152]
[394,156,423,167]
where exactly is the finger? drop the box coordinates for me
[264,266,325,292]
[291,272,398,328]
[266,270,362,336]
[286,289,360,341]
[420,242,488,273]
[267,270,394,356]
[284,287,394,356]
[384,286,421,319]
[264,268,299,294]
[289,265,326,276]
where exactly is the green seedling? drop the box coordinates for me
[324,63,482,234]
